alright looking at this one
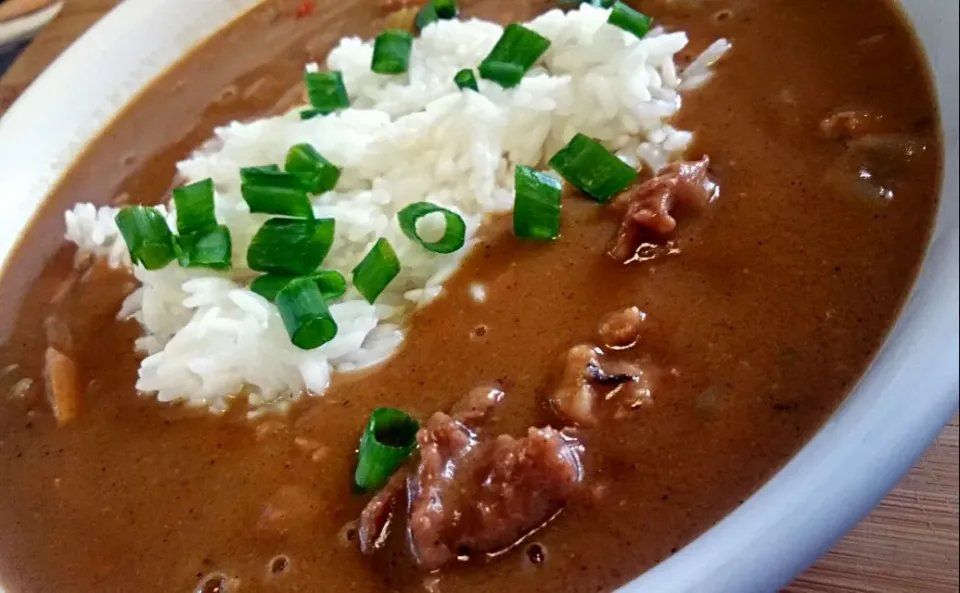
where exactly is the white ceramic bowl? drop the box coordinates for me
[0,1,956,591]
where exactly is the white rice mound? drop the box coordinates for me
[64,5,728,413]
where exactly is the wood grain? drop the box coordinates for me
[1,2,957,591]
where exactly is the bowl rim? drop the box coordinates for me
[0,1,956,592]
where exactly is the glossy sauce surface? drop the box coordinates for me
[0,1,941,592]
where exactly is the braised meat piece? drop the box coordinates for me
[358,469,407,554]
[357,389,583,569]
[407,416,582,569]
[44,346,80,426]
[608,157,718,262]
[550,345,654,426]
[597,306,646,349]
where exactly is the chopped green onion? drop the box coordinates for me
[397,202,466,254]
[557,0,615,7]
[239,165,281,182]
[354,408,420,492]
[454,68,479,91]
[478,24,551,88]
[433,0,458,19]
[371,30,414,75]
[247,218,336,276]
[547,133,638,202]
[513,165,562,241]
[607,1,653,39]
[352,238,401,303]
[300,108,322,121]
[172,178,216,236]
[250,270,347,303]
[285,143,341,194]
[114,207,177,270]
[176,225,232,270]
[414,2,438,31]
[304,71,349,115]
[240,167,314,218]
[275,277,339,350]
[241,184,313,219]
[414,0,457,31]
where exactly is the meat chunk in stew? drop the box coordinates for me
[357,390,583,569]
[598,306,646,349]
[407,415,582,569]
[608,157,718,262]
[550,345,654,426]
[44,346,80,426]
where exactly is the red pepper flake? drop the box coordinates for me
[296,1,315,18]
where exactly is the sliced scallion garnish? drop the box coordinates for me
[300,108,322,121]
[513,165,562,241]
[607,1,653,39]
[247,218,336,276]
[239,165,281,182]
[240,167,315,218]
[454,68,479,92]
[352,238,401,304]
[241,184,314,219]
[114,206,177,270]
[478,23,551,88]
[414,0,458,31]
[372,30,414,75]
[354,408,420,492]
[304,71,350,115]
[433,0,458,19]
[397,202,466,254]
[250,270,347,303]
[414,3,439,31]
[176,225,232,270]
[275,277,339,350]
[285,143,341,195]
[548,133,638,202]
[172,178,216,236]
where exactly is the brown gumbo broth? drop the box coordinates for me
[0,0,941,592]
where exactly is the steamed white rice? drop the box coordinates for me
[64,5,727,412]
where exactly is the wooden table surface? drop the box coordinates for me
[1,1,957,591]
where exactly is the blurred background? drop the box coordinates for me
[0,0,64,75]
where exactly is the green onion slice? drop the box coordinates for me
[275,277,339,350]
[176,225,232,270]
[114,206,177,270]
[414,2,439,31]
[354,408,420,492]
[454,68,479,91]
[241,184,314,219]
[557,0,616,7]
[478,24,551,88]
[414,0,457,31]
[239,165,281,182]
[513,165,563,241]
[300,108,322,121]
[397,202,466,254]
[372,30,414,75]
[250,270,347,303]
[607,1,653,39]
[304,71,350,115]
[285,143,341,195]
[547,133,638,202]
[352,238,401,304]
[247,218,336,276]
[240,166,315,218]
[433,0,458,19]
[172,178,216,236]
